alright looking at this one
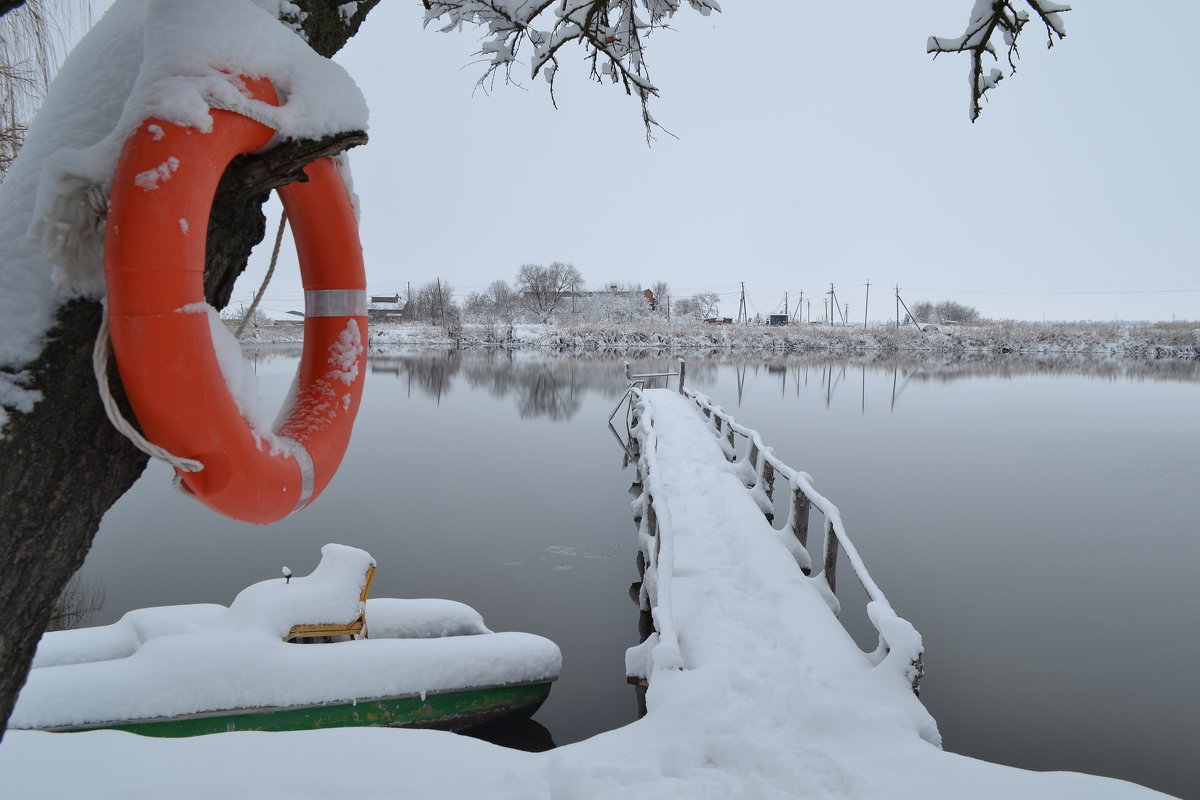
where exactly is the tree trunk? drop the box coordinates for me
[0,0,377,739]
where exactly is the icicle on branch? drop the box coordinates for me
[422,0,720,140]
[928,0,1070,122]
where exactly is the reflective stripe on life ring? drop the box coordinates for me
[103,75,367,525]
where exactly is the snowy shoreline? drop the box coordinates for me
[234,319,1200,360]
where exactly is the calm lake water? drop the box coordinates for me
[76,347,1200,799]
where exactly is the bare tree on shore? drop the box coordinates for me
[517,262,583,323]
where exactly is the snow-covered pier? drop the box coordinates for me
[623,384,924,698]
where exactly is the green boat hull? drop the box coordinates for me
[41,679,554,738]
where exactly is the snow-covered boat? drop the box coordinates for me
[12,545,561,737]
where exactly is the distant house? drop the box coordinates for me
[368,293,407,323]
[768,314,789,327]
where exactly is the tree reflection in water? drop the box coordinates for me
[369,350,631,420]
[48,575,106,632]
[366,347,1200,421]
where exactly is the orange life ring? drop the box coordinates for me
[103,76,367,525]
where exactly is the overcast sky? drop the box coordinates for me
[211,3,1196,322]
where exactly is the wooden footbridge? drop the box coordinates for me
[611,360,926,697]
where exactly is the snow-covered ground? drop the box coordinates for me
[236,318,1200,359]
[1,391,1172,799]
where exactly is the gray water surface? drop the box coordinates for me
[76,348,1200,798]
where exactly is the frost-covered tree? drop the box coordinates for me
[645,281,668,313]
[411,278,461,335]
[485,279,520,323]
[517,261,583,323]
[692,291,720,319]
[412,279,456,323]
[911,300,980,325]
[671,291,719,321]
[935,300,980,324]
[465,279,521,329]
[221,303,272,330]
[578,283,651,323]
[911,301,937,324]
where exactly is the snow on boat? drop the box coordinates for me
[12,545,561,737]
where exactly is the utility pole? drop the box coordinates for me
[895,288,922,331]
[829,284,847,325]
[737,282,748,323]
[894,284,900,328]
[823,296,829,324]
[807,300,811,323]
[864,279,871,330]
[784,292,788,317]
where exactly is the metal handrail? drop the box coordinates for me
[608,379,646,424]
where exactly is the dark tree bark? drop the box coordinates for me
[0,2,375,739]
[0,0,27,19]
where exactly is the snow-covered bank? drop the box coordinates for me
[237,319,1200,359]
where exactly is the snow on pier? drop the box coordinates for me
[0,393,1170,799]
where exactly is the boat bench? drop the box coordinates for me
[284,564,375,643]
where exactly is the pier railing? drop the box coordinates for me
[624,378,924,693]
[627,394,685,674]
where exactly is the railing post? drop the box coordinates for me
[792,486,811,550]
[748,442,760,487]
[823,518,838,595]
[678,358,686,394]
[762,459,775,504]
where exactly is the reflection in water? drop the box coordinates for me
[366,348,1200,422]
[368,350,631,420]
[689,353,1200,413]
[243,344,303,370]
[463,718,557,753]
[48,575,106,632]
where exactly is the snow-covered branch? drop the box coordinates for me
[423,0,719,139]
[928,0,1069,121]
